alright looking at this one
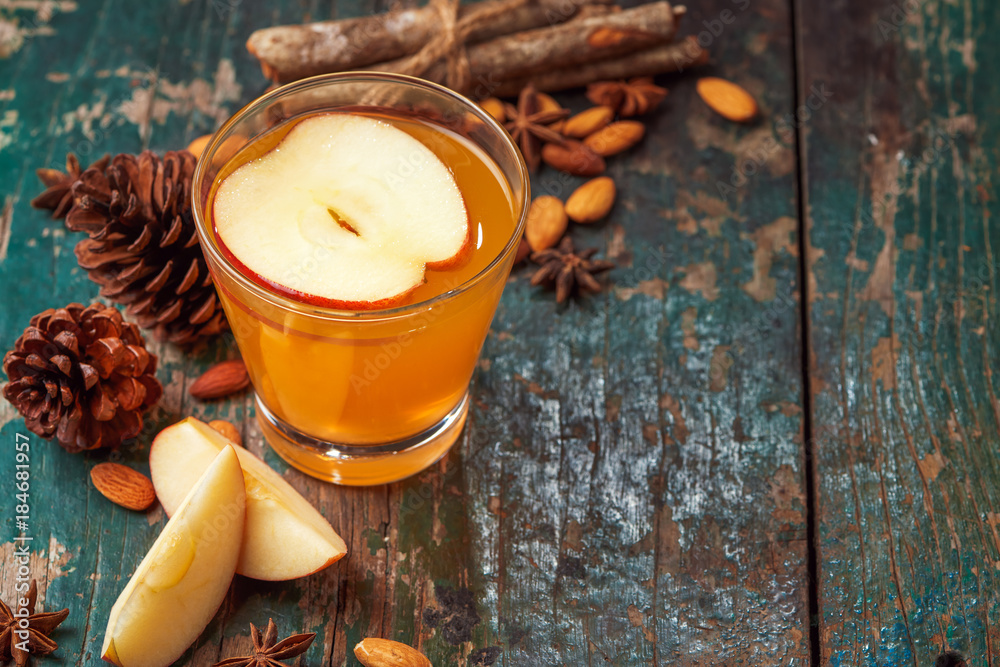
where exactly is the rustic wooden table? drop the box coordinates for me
[0,0,997,665]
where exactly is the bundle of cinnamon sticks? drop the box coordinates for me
[246,0,707,97]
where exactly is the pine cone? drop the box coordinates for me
[3,303,163,453]
[31,153,110,219]
[64,150,227,346]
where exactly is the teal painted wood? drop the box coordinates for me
[800,0,1000,664]
[1,0,811,665]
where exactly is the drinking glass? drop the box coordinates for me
[191,73,529,485]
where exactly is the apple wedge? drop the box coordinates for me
[150,417,347,581]
[102,446,245,667]
[212,112,470,309]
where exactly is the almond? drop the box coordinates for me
[186,134,212,159]
[583,121,645,157]
[562,106,614,139]
[541,141,606,176]
[536,92,564,114]
[209,419,243,446]
[188,359,250,400]
[514,236,532,264]
[354,638,432,667]
[91,462,157,511]
[525,196,568,252]
[565,177,616,224]
[479,97,506,124]
[696,77,758,122]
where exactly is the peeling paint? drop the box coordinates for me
[0,195,11,262]
[118,58,242,142]
[0,0,76,57]
[769,464,805,523]
[859,149,901,315]
[679,262,719,301]
[617,277,669,301]
[916,451,945,483]
[845,250,869,271]
[60,94,107,140]
[709,345,733,392]
[626,604,656,642]
[871,334,901,389]
[0,538,73,605]
[742,216,796,302]
[658,392,688,444]
[0,109,16,150]
[680,306,699,351]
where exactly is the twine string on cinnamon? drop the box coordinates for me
[397,0,531,92]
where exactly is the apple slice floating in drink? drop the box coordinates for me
[212,113,471,309]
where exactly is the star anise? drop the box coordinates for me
[587,77,668,117]
[0,580,70,667]
[530,236,614,303]
[504,84,569,171]
[213,619,316,667]
[30,153,110,219]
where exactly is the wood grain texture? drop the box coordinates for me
[800,0,1000,663]
[0,0,810,664]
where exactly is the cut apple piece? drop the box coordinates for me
[213,113,470,309]
[150,417,347,581]
[102,446,245,667]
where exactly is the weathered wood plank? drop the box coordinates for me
[2,0,810,665]
[800,0,1000,663]
[462,0,810,660]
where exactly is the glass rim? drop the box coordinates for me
[191,71,530,322]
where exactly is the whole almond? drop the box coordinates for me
[186,134,212,159]
[541,141,606,176]
[514,236,531,264]
[188,360,250,400]
[565,177,616,224]
[583,121,645,157]
[536,92,563,114]
[354,638,432,667]
[696,77,758,122]
[525,196,568,252]
[209,419,243,446]
[562,106,614,139]
[479,97,506,124]
[91,463,157,511]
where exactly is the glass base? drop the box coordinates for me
[254,393,468,485]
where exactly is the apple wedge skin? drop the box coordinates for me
[102,446,246,667]
[150,417,347,581]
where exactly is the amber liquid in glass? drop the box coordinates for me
[206,111,517,483]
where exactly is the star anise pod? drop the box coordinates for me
[530,236,614,303]
[30,153,110,219]
[587,77,668,117]
[213,619,316,667]
[504,84,569,171]
[0,580,70,667]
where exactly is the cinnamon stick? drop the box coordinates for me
[247,0,612,83]
[369,1,683,93]
[490,36,709,97]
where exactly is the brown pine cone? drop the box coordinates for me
[2,303,163,453]
[63,150,227,346]
[31,153,110,219]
